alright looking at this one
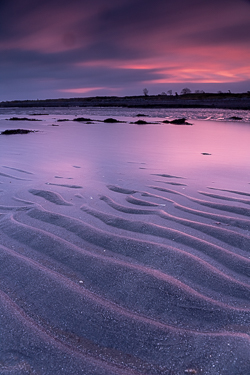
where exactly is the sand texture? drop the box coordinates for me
[0,109,250,374]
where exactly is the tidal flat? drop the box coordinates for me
[0,107,250,374]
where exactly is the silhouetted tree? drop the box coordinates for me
[181,87,192,95]
[167,90,172,96]
[143,88,149,96]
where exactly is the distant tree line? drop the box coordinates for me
[143,87,250,96]
[143,87,206,96]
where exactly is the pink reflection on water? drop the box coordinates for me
[0,116,250,198]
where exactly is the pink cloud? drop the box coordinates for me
[1,0,250,100]
[60,87,106,94]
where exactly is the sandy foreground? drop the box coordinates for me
[0,111,250,374]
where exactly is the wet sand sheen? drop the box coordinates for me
[1,183,250,374]
[0,113,250,374]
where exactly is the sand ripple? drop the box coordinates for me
[0,181,250,374]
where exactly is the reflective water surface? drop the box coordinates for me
[1,107,250,196]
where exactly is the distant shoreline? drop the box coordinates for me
[1,93,250,110]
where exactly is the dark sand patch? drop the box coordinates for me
[107,185,137,194]
[152,173,184,179]
[125,195,159,207]
[75,193,84,199]
[45,182,83,189]
[29,189,73,206]
[0,205,30,211]
[155,180,187,186]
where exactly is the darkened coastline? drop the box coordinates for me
[1,92,250,109]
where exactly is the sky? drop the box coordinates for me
[1,0,250,101]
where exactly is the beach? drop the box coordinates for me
[0,107,250,374]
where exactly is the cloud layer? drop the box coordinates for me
[1,0,250,100]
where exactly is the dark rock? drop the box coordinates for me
[103,118,124,123]
[163,118,192,125]
[8,117,41,121]
[73,117,93,122]
[1,129,35,135]
[229,116,243,120]
[136,114,148,117]
[171,118,192,125]
[133,120,149,125]
[201,152,212,155]
[30,113,49,115]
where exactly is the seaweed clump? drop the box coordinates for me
[163,118,192,125]
[73,117,93,122]
[8,117,41,121]
[1,129,35,135]
[103,118,124,123]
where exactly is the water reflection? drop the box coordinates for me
[0,110,250,195]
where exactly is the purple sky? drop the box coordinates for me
[1,0,250,101]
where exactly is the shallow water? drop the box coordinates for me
[1,106,250,122]
[1,107,250,193]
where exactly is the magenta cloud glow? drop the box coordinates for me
[1,0,250,101]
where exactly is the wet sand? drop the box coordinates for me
[0,112,250,374]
